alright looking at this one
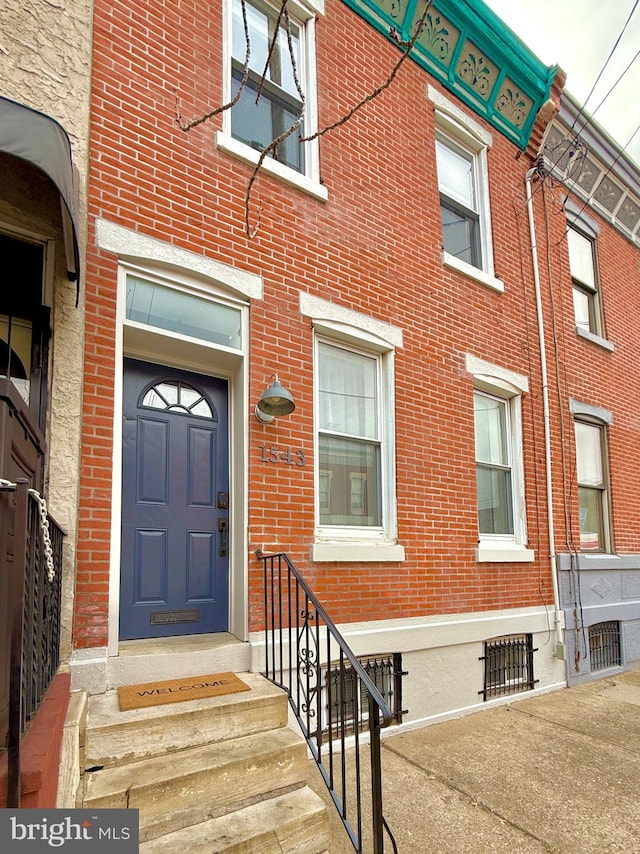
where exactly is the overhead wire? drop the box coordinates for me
[568,0,640,134]
[526,0,640,209]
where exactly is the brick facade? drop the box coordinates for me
[74,0,640,704]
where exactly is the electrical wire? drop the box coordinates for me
[569,0,640,134]
[562,120,640,241]
[525,0,640,210]
[576,47,640,133]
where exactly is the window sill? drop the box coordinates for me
[442,252,504,293]
[476,543,534,563]
[311,543,405,562]
[215,132,328,202]
[575,326,615,352]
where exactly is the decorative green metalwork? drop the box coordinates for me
[339,0,558,149]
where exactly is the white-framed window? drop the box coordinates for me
[218,0,325,199]
[475,390,514,536]
[466,355,532,563]
[429,86,501,292]
[567,225,602,336]
[301,292,404,562]
[570,399,613,554]
[317,340,382,529]
[436,135,482,268]
[574,420,610,553]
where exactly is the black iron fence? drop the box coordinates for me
[5,479,64,807]
[258,551,398,854]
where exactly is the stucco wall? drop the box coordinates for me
[0,0,93,658]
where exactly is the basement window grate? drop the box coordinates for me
[588,621,621,671]
[480,634,537,701]
[325,653,406,735]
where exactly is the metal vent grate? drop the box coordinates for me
[480,634,537,701]
[326,653,406,734]
[588,621,621,671]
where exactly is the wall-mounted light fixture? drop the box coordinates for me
[255,373,296,423]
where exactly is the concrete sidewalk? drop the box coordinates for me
[309,668,640,853]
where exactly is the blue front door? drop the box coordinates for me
[120,359,229,639]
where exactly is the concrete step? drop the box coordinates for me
[139,787,330,853]
[85,672,287,768]
[82,725,310,842]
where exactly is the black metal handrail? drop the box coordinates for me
[5,480,64,807]
[258,551,398,854]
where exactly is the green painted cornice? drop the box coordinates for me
[339,0,558,148]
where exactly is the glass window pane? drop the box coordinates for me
[567,228,596,289]
[231,0,304,173]
[436,139,475,209]
[276,23,301,97]
[474,394,508,466]
[233,0,269,75]
[574,422,603,486]
[477,465,514,535]
[319,343,378,439]
[573,286,591,330]
[231,73,304,172]
[0,315,32,403]
[126,277,242,349]
[578,486,603,550]
[441,204,479,266]
[231,73,275,152]
[318,435,381,526]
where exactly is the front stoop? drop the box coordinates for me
[79,673,330,853]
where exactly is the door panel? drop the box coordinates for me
[120,358,229,639]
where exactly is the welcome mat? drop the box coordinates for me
[118,672,251,711]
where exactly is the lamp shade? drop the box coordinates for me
[256,377,296,417]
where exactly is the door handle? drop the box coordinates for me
[218,517,228,557]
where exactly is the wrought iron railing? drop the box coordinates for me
[5,479,64,807]
[258,551,398,854]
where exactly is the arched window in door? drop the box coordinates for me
[140,379,217,420]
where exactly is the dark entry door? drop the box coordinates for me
[120,359,229,640]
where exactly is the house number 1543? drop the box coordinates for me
[259,445,306,466]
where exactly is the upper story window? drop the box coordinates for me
[436,136,481,269]
[219,0,325,198]
[567,225,602,337]
[429,86,502,293]
[231,0,305,173]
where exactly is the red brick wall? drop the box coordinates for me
[0,673,70,807]
[76,0,638,647]
[528,178,640,557]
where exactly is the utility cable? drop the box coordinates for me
[569,0,640,134]
[562,120,640,241]
[576,48,640,135]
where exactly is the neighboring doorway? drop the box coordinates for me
[120,358,229,639]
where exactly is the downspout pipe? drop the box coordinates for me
[525,167,564,653]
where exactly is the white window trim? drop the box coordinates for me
[428,85,502,292]
[466,354,533,563]
[97,219,254,654]
[570,398,614,555]
[301,292,404,562]
[218,0,326,200]
[566,218,614,348]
